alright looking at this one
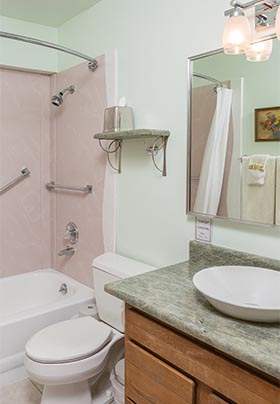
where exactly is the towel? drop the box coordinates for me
[247,154,269,185]
[242,156,276,225]
[276,157,280,225]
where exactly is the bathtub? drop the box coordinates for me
[0,269,94,386]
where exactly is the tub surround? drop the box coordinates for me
[0,68,51,278]
[51,56,110,288]
[105,241,280,380]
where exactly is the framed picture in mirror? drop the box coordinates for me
[255,106,280,142]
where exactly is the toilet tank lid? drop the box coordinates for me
[92,252,156,279]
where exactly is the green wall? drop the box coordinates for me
[0,16,57,72]
[57,0,280,263]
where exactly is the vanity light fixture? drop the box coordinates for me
[245,15,273,61]
[224,0,280,60]
[245,38,273,60]
[223,5,252,54]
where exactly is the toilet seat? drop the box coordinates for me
[25,316,113,364]
[24,324,123,387]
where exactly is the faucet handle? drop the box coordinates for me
[64,229,71,240]
[64,222,79,244]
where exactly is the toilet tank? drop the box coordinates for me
[92,253,156,332]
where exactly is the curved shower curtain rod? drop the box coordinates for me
[0,31,98,71]
[193,73,226,89]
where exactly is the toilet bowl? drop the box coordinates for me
[24,316,123,404]
[24,253,156,404]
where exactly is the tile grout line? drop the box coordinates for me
[29,379,43,395]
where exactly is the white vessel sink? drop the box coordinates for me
[193,266,280,323]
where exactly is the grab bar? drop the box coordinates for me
[46,181,92,194]
[0,168,31,195]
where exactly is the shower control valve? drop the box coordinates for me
[64,222,79,245]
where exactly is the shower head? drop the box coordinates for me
[51,85,75,107]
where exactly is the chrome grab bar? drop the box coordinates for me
[46,181,92,194]
[0,168,31,195]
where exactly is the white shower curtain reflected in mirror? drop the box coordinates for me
[194,87,233,215]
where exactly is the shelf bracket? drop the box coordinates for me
[146,136,168,176]
[98,139,123,173]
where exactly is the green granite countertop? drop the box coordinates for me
[105,242,280,380]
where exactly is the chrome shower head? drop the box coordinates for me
[51,93,63,106]
[51,85,75,107]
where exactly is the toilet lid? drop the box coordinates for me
[25,316,113,363]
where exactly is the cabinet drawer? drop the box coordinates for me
[126,307,280,404]
[126,340,195,404]
[208,394,231,404]
[197,385,231,404]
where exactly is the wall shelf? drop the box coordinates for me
[94,129,170,176]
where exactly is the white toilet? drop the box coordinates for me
[24,253,155,404]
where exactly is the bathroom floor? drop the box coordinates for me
[0,379,42,404]
[0,378,116,403]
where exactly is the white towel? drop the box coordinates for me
[242,156,276,225]
[276,157,280,226]
[247,154,269,185]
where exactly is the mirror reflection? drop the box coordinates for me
[188,38,280,226]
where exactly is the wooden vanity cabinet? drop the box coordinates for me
[125,305,280,404]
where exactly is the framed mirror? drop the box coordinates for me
[187,38,280,227]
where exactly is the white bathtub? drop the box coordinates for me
[0,269,94,386]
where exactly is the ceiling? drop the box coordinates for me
[0,0,101,27]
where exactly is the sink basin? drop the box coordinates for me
[193,266,280,323]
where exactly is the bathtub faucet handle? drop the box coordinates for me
[64,222,79,245]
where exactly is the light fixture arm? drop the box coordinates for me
[225,0,279,16]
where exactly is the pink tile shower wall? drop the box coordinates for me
[0,68,51,277]
[51,56,108,287]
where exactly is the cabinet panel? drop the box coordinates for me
[126,307,280,404]
[197,384,231,404]
[126,340,195,404]
[208,394,231,404]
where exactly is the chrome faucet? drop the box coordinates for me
[58,283,67,295]
[58,246,75,256]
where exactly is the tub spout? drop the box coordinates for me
[58,247,75,256]
[58,283,68,295]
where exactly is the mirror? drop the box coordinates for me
[187,38,280,227]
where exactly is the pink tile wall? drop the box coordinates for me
[51,56,108,287]
[0,68,51,277]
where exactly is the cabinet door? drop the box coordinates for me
[126,307,280,404]
[126,340,195,404]
[197,384,231,404]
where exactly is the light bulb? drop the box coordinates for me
[276,6,280,40]
[245,39,273,61]
[223,14,252,54]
